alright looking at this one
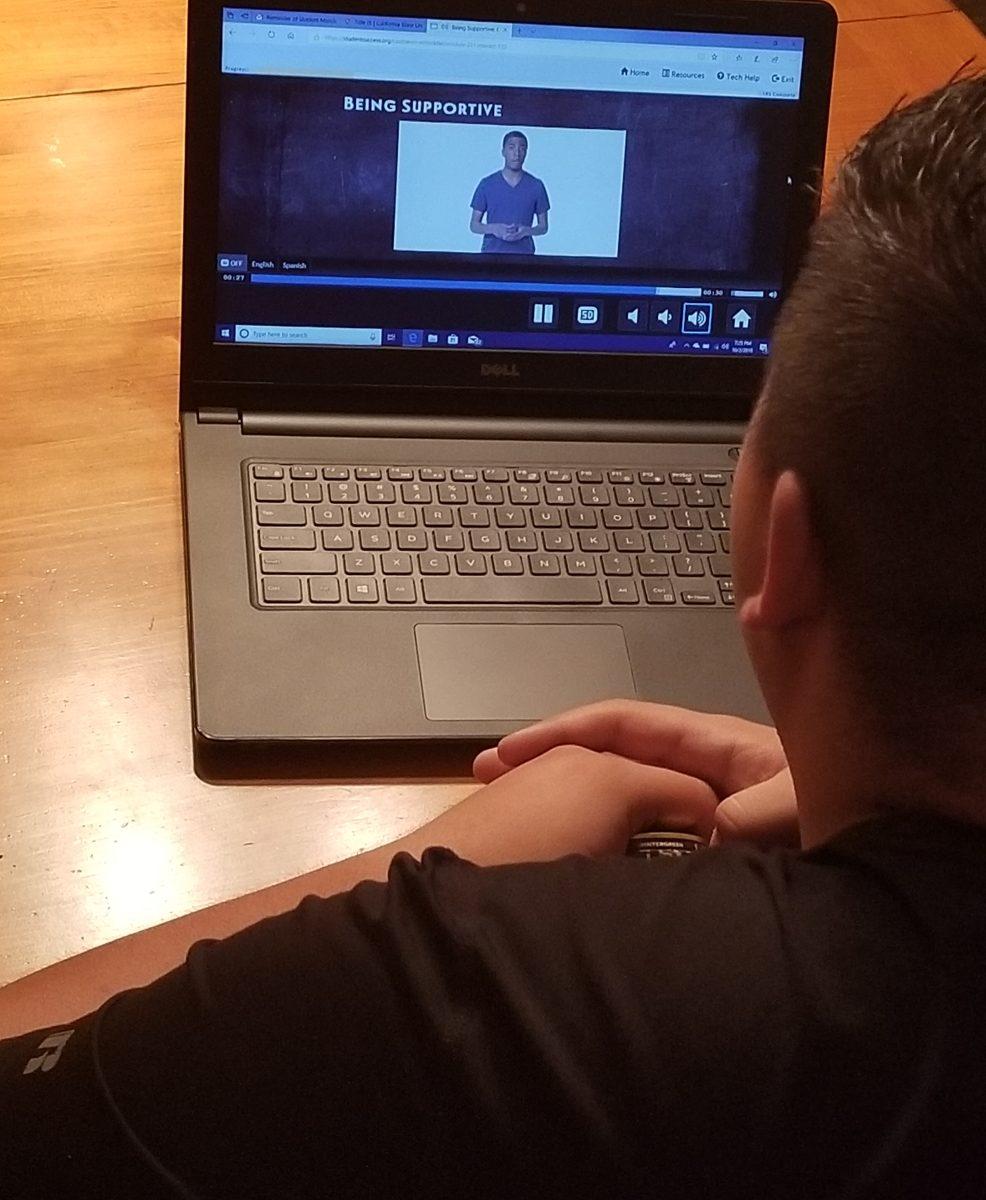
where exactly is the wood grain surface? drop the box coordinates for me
[1,2,984,987]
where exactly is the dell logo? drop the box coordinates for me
[481,362,521,378]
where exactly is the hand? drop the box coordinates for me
[487,223,510,239]
[473,700,799,849]
[503,225,531,242]
[413,745,718,865]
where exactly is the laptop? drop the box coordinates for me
[179,0,836,767]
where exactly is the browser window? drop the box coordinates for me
[215,7,806,356]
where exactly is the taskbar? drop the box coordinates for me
[216,324,770,356]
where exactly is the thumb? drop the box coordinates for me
[605,755,719,843]
[711,769,801,849]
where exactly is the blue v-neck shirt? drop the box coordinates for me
[470,170,550,253]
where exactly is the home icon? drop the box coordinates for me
[726,302,758,335]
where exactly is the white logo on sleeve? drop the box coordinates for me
[22,1030,75,1075]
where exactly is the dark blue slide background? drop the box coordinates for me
[219,76,799,279]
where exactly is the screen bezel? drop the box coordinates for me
[180,0,837,418]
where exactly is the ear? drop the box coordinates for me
[739,470,825,631]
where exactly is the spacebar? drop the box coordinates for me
[422,577,602,604]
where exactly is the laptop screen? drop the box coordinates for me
[215,7,806,359]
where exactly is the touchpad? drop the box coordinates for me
[414,624,635,721]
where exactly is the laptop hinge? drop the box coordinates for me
[197,407,241,425]
[240,411,746,445]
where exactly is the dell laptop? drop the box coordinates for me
[179,0,837,762]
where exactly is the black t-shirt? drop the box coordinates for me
[4,810,986,1199]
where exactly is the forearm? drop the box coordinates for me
[0,815,475,1039]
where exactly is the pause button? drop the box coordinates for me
[529,298,559,329]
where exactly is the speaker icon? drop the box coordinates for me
[681,303,714,334]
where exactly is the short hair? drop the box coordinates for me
[502,130,528,148]
[748,71,986,789]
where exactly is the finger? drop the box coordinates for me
[712,771,801,849]
[494,700,778,797]
[472,746,508,783]
[608,756,719,843]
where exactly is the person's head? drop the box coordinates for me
[734,72,986,799]
[502,131,528,171]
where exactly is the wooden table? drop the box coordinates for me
[1,1,983,987]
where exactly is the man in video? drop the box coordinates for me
[469,130,550,254]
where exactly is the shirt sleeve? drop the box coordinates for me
[470,179,487,212]
[0,847,805,1200]
[536,178,550,214]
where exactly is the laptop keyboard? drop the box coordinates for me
[247,462,734,608]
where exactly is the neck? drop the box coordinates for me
[756,627,986,849]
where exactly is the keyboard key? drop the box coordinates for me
[545,485,574,505]
[254,481,285,502]
[495,508,527,528]
[438,483,468,504]
[532,508,561,527]
[545,469,572,482]
[638,554,670,576]
[418,467,446,481]
[681,589,717,605]
[309,578,341,603]
[513,469,541,482]
[492,554,524,575]
[643,580,676,604]
[384,578,417,603]
[507,530,538,551]
[402,482,432,504]
[682,486,714,507]
[530,554,560,576]
[386,506,418,527]
[483,468,509,482]
[719,580,735,605]
[669,471,695,485]
[350,507,381,527]
[608,470,635,484]
[381,553,412,574]
[707,509,730,531]
[322,529,354,550]
[637,510,669,529]
[322,466,350,480]
[347,578,379,603]
[260,552,337,574]
[397,529,428,550]
[423,506,453,527]
[419,553,450,575]
[433,530,465,551]
[577,469,602,483]
[252,464,284,479]
[673,555,706,576]
[542,531,574,552]
[720,532,731,553]
[387,466,414,481]
[258,529,316,551]
[455,553,488,575]
[565,554,596,576]
[709,554,732,578]
[638,471,664,484]
[474,483,504,504]
[700,472,728,486]
[262,577,303,603]
[614,485,645,506]
[685,530,717,553]
[312,505,343,526]
[459,507,490,527]
[292,481,322,503]
[672,509,704,530]
[329,482,358,503]
[578,531,608,552]
[355,467,382,480]
[607,579,639,604]
[290,465,318,480]
[364,482,396,504]
[359,529,391,550]
[566,507,598,529]
[614,531,645,553]
[649,487,679,507]
[602,509,633,529]
[422,577,602,604]
[579,485,611,506]
[470,530,501,551]
[451,468,478,481]
[257,504,305,526]
[509,483,539,505]
[343,553,375,575]
[650,531,681,553]
[602,554,632,576]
